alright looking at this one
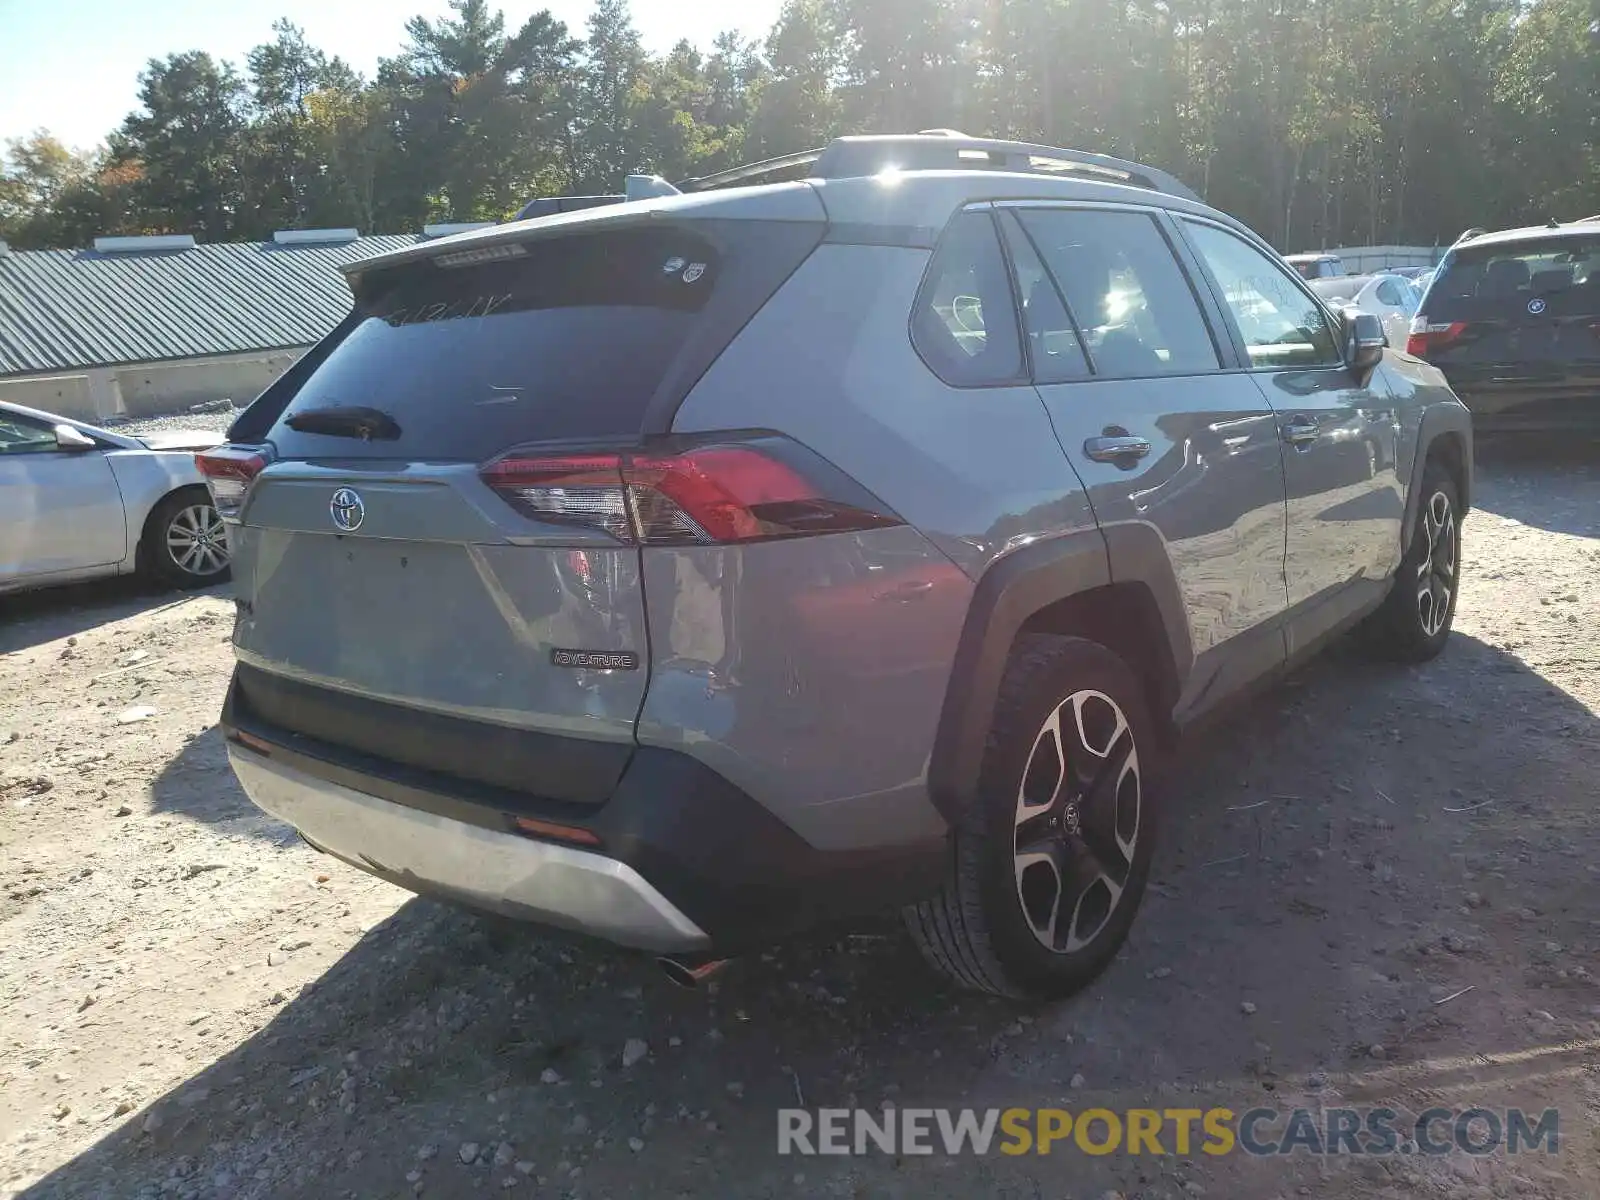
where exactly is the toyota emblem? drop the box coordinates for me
[330,487,364,532]
[1527,297,1547,315]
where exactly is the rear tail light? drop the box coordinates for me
[480,436,904,546]
[195,445,271,520]
[1405,318,1468,358]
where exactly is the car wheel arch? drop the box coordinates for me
[1401,405,1473,557]
[927,526,1192,825]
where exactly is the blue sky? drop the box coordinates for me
[0,0,783,149]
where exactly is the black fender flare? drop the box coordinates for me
[1400,403,1473,556]
[926,524,1194,825]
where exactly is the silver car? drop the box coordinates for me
[1308,272,1421,352]
[205,133,1472,1000]
[0,401,229,594]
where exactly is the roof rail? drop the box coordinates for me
[1455,227,1488,244]
[676,148,827,194]
[519,132,1200,218]
[814,135,1201,202]
[677,134,1199,202]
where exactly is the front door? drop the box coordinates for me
[1177,220,1405,654]
[997,204,1290,718]
[0,409,126,586]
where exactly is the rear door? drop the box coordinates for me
[1412,232,1600,428]
[0,408,125,584]
[226,215,823,805]
[1178,218,1404,650]
[999,203,1290,718]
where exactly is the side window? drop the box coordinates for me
[0,412,60,455]
[1375,278,1404,307]
[911,210,1024,387]
[997,213,1091,383]
[1183,222,1342,368]
[1013,208,1221,378]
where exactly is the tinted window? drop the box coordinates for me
[911,210,1024,387]
[0,411,58,455]
[265,220,820,461]
[1014,209,1220,377]
[1184,223,1341,367]
[998,213,1091,383]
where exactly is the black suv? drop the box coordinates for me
[1408,220,1600,432]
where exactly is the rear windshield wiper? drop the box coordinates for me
[284,406,402,441]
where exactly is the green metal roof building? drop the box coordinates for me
[0,226,483,423]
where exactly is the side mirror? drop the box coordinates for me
[53,424,98,451]
[1345,310,1386,372]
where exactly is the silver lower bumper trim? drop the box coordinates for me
[228,746,710,953]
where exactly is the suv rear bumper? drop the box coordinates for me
[230,746,712,952]
[221,671,948,954]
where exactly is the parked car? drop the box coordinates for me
[1284,252,1345,279]
[203,132,1472,1001]
[1307,272,1420,349]
[0,401,230,595]
[1407,221,1600,432]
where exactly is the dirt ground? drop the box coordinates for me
[2,439,1597,1200]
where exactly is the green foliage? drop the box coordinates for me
[2,0,1595,249]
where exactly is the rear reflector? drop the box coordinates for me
[1405,318,1468,359]
[511,815,603,847]
[227,729,275,756]
[481,436,903,546]
[196,445,270,520]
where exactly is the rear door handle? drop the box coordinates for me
[876,580,934,603]
[1281,419,1320,447]
[1083,435,1152,464]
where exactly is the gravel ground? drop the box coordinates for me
[1,439,1597,1200]
[100,408,239,440]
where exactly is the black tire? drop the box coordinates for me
[140,487,232,589]
[1360,459,1461,662]
[904,634,1160,999]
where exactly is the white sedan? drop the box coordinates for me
[1308,273,1419,351]
[0,400,229,595]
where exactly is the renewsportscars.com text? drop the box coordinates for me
[777,1106,1560,1157]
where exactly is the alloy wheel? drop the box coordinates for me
[1415,490,1456,637]
[165,504,230,579]
[1013,689,1141,953]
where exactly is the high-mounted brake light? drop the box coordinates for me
[1405,317,1469,359]
[481,438,903,545]
[196,445,270,521]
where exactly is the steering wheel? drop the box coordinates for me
[950,294,986,333]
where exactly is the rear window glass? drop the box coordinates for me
[265,221,819,460]
[1430,235,1600,317]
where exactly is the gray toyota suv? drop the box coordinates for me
[200,134,1473,1000]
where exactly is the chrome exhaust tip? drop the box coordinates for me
[657,955,731,989]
